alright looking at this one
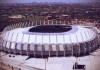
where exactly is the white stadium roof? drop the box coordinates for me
[3,26,96,44]
[0,24,98,57]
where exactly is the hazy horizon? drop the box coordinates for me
[0,0,100,3]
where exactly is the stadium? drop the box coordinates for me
[0,21,100,70]
[0,23,99,57]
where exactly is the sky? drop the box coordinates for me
[0,0,100,3]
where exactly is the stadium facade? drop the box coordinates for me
[0,22,100,70]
